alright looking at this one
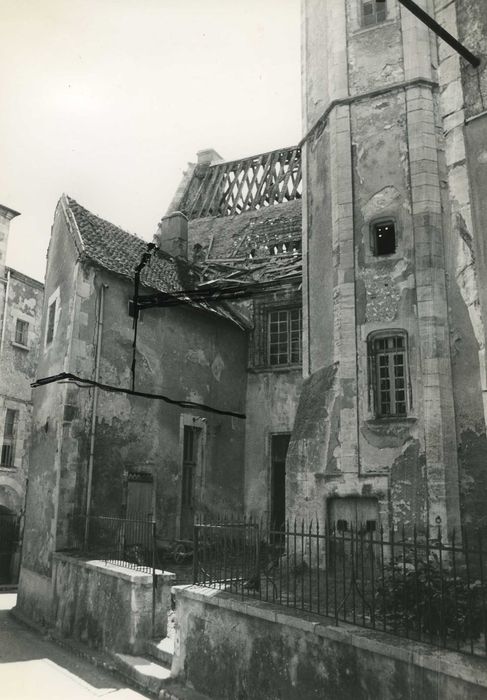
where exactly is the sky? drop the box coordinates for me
[0,0,301,282]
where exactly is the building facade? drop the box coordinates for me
[0,204,43,520]
[18,154,304,621]
[289,0,487,536]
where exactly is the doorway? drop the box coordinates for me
[180,426,201,540]
[270,434,290,531]
[0,506,19,584]
[126,471,154,519]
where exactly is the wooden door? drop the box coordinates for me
[270,434,290,532]
[180,427,200,540]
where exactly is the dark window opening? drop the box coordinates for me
[373,221,396,256]
[1,409,18,467]
[46,300,56,344]
[182,426,198,507]
[362,0,387,27]
[336,519,348,532]
[15,319,29,346]
[369,333,408,418]
[268,308,302,366]
[365,519,377,532]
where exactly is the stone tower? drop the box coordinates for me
[288,0,487,535]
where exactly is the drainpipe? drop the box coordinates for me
[0,269,11,357]
[84,283,107,546]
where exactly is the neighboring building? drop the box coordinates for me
[290,0,487,536]
[0,204,43,520]
[17,144,303,622]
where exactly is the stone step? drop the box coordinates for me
[112,652,173,697]
[159,683,213,700]
[146,636,174,667]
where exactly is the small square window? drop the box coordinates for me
[15,319,29,346]
[372,221,396,256]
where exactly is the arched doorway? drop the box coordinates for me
[0,505,20,584]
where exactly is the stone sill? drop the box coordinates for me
[53,552,176,585]
[11,341,29,351]
[352,18,397,38]
[174,585,487,688]
[365,416,417,427]
[247,366,302,374]
[0,466,17,473]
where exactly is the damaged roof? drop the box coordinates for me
[64,195,192,293]
[169,145,303,283]
[61,195,246,329]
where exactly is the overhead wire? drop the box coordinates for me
[31,372,246,420]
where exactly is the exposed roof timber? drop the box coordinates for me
[182,146,302,220]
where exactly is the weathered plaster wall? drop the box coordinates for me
[76,268,248,538]
[433,0,487,531]
[244,369,302,516]
[172,585,487,700]
[351,89,428,528]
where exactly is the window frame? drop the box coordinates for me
[267,306,302,367]
[1,409,18,468]
[371,219,396,257]
[14,318,29,347]
[361,0,387,28]
[368,330,410,419]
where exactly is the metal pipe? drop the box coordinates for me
[84,283,107,546]
[0,269,11,357]
[394,0,480,67]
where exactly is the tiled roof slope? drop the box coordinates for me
[188,199,301,260]
[63,196,246,329]
[65,196,193,293]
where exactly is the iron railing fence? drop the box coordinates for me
[193,516,487,658]
[67,514,156,574]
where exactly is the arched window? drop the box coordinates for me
[368,331,409,418]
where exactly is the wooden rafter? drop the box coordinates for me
[183,146,302,220]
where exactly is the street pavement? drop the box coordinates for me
[0,592,151,699]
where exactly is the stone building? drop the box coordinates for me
[17,147,303,622]
[0,204,43,520]
[289,0,487,536]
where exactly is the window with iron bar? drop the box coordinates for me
[369,333,408,418]
[1,409,18,467]
[268,308,302,366]
[15,319,29,346]
[362,0,387,27]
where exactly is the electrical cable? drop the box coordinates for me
[31,371,246,419]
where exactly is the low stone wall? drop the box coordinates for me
[51,553,175,654]
[172,585,487,700]
[16,566,53,626]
